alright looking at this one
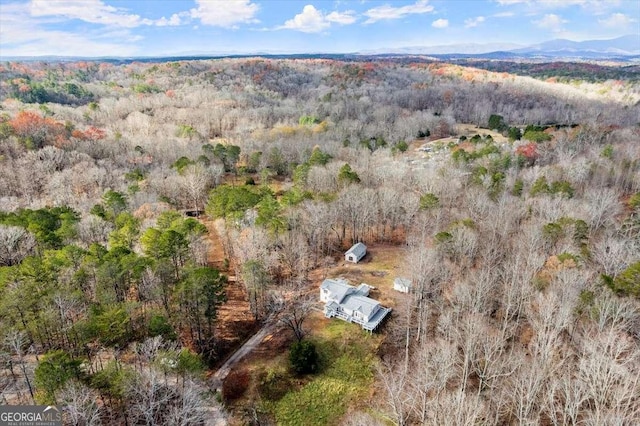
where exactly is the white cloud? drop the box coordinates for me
[432,18,449,28]
[281,5,329,33]
[326,10,357,25]
[533,13,567,32]
[280,5,356,33]
[496,0,576,5]
[364,0,434,24]
[28,0,150,28]
[493,12,515,17]
[0,3,138,57]
[598,13,637,28]
[533,0,575,6]
[26,0,191,28]
[190,0,259,28]
[464,16,485,28]
[156,13,186,27]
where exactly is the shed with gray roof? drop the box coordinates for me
[393,277,412,293]
[345,242,367,263]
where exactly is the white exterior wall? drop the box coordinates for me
[393,283,409,293]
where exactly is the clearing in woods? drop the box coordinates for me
[202,218,258,366]
[228,243,410,370]
[222,244,410,420]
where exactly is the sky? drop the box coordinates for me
[0,0,638,57]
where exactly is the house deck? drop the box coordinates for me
[324,305,392,332]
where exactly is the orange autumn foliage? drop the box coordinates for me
[72,126,107,141]
[84,126,106,141]
[71,129,86,139]
[9,111,67,149]
[516,142,538,166]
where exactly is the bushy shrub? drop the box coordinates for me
[289,340,319,375]
[419,193,439,210]
[148,314,177,340]
[607,262,640,298]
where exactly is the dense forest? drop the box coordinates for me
[0,57,639,425]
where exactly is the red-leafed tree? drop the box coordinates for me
[516,142,538,166]
[9,111,66,149]
[84,126,106,141]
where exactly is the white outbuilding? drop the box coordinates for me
[345,242,367,263]
[393,277,412,293]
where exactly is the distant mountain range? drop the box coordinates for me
[360,42,525,55]
[2,35,639,62]
[361,35,640,60]
[513,35,640,57]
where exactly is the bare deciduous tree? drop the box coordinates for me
[180,163,224,212]
[0,225,36,266]
[59,380,102,426]
[376,362,414,426]
[3,330,34,403]
[275,291,315,342]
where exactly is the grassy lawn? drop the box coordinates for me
[263,320,382,426]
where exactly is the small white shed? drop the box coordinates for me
[345,242,367,263]
[393,277,412,293]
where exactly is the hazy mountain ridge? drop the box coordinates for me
[369,35,640,60]
[516,35,640,55]
[2,35,638,62]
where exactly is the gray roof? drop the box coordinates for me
[326,301,339,310]
[321,277,391,331]
[355,283,372,296]
[363,307,392,331]
[321,278,353,303]
[342,294,380,318]
[394,278,412,288]
[346,242,367,258]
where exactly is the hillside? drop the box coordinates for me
[0,57,639,425]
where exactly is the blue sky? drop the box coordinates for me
[0,0,638,57]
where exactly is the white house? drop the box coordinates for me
[320,278,391,332]
[393,277,412,293]
[345,242,367,263]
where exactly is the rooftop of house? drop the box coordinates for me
[341,294,380,318]
[321,278,353,303]
[321,279,373,301]
[364,306,392,331]
[321,278,391,331]
[346,242,367,257]
[355,283,372,296]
